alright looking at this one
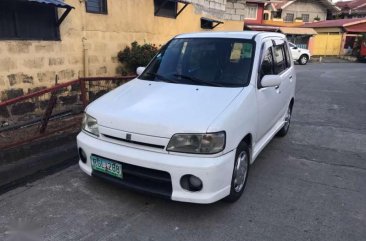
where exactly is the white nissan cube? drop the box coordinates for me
[77,31,296,204]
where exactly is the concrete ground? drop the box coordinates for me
[1,63,365,241]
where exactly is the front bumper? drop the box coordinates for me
[77,132,235,204]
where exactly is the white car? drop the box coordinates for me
[289,42,311,65]
[77,31,296,204]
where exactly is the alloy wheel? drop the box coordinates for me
[233,151,248,192]
[283,107,292,131]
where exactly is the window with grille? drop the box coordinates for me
[245,4,258,19]
[86,0,108,14]
[285,13,294,22]
[302,14,309,22]
[0,1,59,41]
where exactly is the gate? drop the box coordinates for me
[312,33,342,56]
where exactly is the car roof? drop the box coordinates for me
[175,31,286,41]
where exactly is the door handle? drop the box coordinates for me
[289,76,293,79]
[275,85,280,90]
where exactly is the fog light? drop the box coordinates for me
[79,148,87,163]
[180,175,203,192]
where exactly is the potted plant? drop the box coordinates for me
[295,17,303,22]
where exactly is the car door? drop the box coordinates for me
[273,39,294,114]
[256,40,284,141]
[289,42,300,60]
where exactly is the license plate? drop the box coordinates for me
[91,155,123,179]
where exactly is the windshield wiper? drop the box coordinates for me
[144,72,179,83]
[173,74,224,87]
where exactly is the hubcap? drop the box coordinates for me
[284,107,291,130]
[301,57,307,64]
[233,151,248,192]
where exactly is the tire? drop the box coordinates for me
[224,141,250,202]
[298,55,309,65]
[277,103,293,137]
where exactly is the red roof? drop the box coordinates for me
[303,18,366,28]
[336,0,366,10]
[345,21,366,32]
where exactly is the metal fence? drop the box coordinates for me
[0,76,135,149]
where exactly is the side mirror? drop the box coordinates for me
[261,75,281,88]
[293,46,298,50]
[136,67,146,76]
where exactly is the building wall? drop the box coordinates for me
[0,0,244,100]
[282,0,328,22]
[243,2,265,25]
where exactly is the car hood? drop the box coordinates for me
[87,79,243,138]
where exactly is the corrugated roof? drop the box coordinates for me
[28,0,74,9]
[280,27,317,35]
[336,0,366,9]
[303,18,366,28]
[345,21,366,32]
[270,0,339,12]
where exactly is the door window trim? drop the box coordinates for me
[257,38,292,89]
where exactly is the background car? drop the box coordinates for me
[289,42,311,65]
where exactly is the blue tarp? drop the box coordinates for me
[27,0,74,9]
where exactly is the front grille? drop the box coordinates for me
[102,134,165,149]
[92,158,172,199]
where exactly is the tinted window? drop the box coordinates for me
[285,43,292,68]
[86,0,108,14]
[0,1,59,40]
[273,45,286,74]
[140,38,255,87]
[260,46,274,79]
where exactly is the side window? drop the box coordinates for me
[289,42,296,48]
[273,45,286,74]
[260,45,274,79]
[284,43,292,68]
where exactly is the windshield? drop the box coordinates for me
[139,38,255,87]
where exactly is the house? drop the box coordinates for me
[303,18,366,55]
[336,0,366,19]
[264,0,339,23]
[0,0,249,100]
[226,0,267,25]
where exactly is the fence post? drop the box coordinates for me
[80,78,88,108]
[39,75,59,134]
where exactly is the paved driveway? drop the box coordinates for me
[1,63,365,241]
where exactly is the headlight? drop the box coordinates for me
[82,113,99,136]
[167,132,225,154]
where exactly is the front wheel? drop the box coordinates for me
[298,55,309,65]
[224,141,250,202]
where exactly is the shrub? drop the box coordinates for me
[117,41,159,75]
[314,16,320,21]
